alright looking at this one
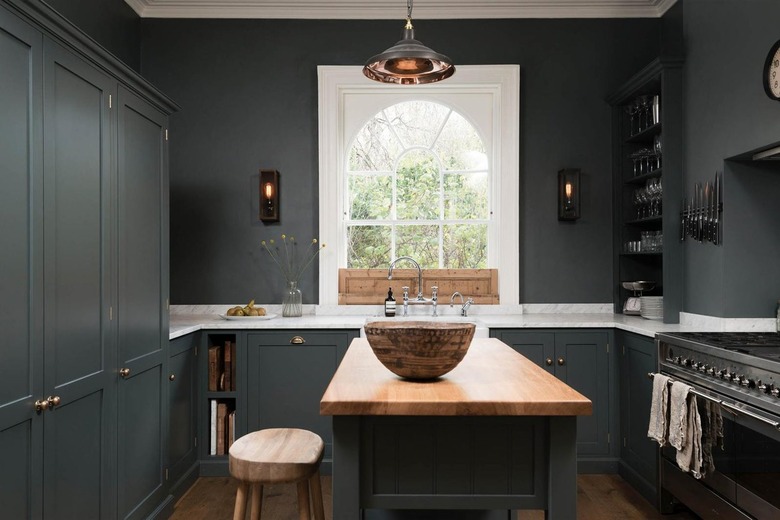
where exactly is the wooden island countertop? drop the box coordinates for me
[320,337,592,417]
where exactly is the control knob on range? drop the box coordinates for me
[717,369,727,379]
[698,364,709,373]
[772,387,780,398]
[740,378,755,388]
[707,367,716,376]
[758,381,770,394]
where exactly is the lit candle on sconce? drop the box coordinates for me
[558,169,581,221]
[259,169,279,222]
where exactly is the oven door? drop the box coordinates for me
[660,384,780,519]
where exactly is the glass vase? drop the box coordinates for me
[282,280,303,317]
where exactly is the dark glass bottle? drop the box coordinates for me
[384,287,396,317]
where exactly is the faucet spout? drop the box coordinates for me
[387,256,424,300]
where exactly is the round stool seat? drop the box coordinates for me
[229,428,324,484]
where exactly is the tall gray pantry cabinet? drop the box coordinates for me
[0,1,177,519]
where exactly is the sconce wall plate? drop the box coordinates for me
[259,169,279,222]
[558,168,581,221]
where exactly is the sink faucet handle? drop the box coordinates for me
[401,286,409,300]
[431,286,438,299]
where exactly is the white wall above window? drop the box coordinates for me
[317,65,520,305]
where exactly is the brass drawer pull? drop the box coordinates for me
[119,368,131,378]
[290,336,306,345]
[557,357,566,366]
[545,358,553,366]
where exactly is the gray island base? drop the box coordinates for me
[321,338,591,519]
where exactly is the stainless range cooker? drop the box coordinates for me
[656,332,780,520]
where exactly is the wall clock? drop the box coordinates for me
[764,39,780,100]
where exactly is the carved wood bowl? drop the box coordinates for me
[363,321,476,380]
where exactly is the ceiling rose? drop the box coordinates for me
[124,0,678,19]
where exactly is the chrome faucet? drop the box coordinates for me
[387,256,424,301]
[450,291,475,317]
[388,256,438,316]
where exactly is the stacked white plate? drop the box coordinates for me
[640,296,663,320]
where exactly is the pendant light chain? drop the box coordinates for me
[406,0,413,29]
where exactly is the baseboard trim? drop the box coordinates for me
[618,460,657,505]
[577,458,619,474]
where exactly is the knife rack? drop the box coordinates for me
[680,171,722,244]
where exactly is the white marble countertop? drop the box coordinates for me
[169,307,710,340]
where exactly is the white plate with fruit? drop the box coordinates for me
[219,300,277,320]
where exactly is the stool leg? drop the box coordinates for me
[233,481,249,520]
[309,470,325,520]
[250,483,263,520]
[297,480,311,520]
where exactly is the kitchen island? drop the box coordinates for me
[320,337,592,519]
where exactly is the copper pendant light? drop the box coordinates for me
[363,0,455,85]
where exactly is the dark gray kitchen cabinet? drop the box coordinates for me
[0,6,43,518]
[246,330,360,474]
[168,333,200,494]
[116,84,171,520]
[617,330,658,503]
[0,2,176,519]
[490,329,614,470]
[41,36,117,519]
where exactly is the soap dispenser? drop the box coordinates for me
[385,287,396,317]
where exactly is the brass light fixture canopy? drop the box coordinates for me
[363,1,455,85]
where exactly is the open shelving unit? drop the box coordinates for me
[608,57,684,323]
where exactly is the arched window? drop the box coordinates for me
[346,101,488,269]
[318,65,519,305]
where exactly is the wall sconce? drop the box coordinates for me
[259,169,279,222]
[558,168,581,221]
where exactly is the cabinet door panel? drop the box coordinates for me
[118,364,164,519]
[169,336,198,484]
[46,391,106,519]
[490,331,554,373]
[555,332,610,456]
[116,85,168,520]
[621,333,657,487]
[42,37,116,520]
[0,13,43,498]
[246,331,358,472]
[0,420,35,519]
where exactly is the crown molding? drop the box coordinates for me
[125,0,678,19]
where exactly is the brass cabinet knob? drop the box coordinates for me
[557,357,566,366]
[290,336,306,345]
[119,368,131,378]
[47,396,61,408]
[34,399,49,412]
[169,374,176,381]
[545,358,553,366]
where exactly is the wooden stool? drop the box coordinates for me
[229,428,325,520]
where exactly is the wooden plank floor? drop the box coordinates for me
[170,474,699,520]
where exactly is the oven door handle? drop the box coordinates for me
[720,400,780,431]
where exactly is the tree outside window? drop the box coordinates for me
[346,101,489,269]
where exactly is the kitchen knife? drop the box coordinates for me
[706,181,712,242]
[680,198,686,241]
[714,172,721,245]
[703,182,709,242]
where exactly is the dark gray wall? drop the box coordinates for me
[43,0,140,70]
[682,0,780,318]
[140,17,659,305]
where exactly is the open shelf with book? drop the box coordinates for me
[200,333,241,475]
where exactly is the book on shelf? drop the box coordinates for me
[208,345,222,392]
[227,410,236,449]
[230,341,236,391]
[216,402,227,455]
[223,340,232,392]
[209,399,217,455]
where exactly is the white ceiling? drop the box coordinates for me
[124,0,678,19]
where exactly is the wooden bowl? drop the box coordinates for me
[363,321,476,380]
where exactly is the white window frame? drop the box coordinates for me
[317,65,520,305]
